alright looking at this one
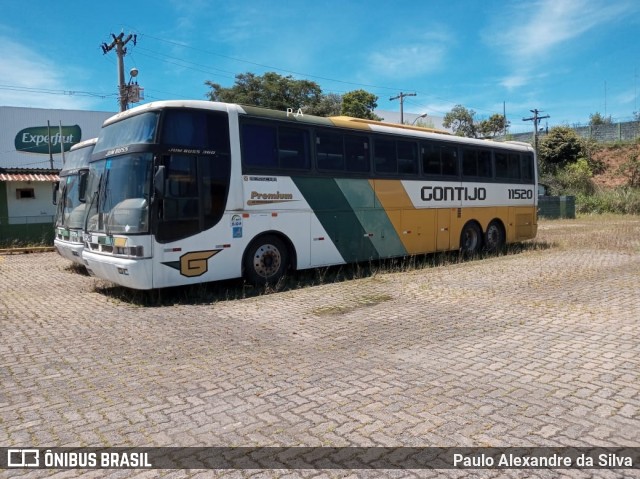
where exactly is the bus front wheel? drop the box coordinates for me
[244,235,289,286]
[460,222,482,256]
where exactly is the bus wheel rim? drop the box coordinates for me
[464,230,477,250]
[254,244,281,277]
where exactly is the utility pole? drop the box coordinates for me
[389,92,416,124]
[522,108,550,152]
[101,32,137,112]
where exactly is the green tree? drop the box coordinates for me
[443,105,477,137]
[538,126,586,173]
[340,89,382,120]
[205,72,323,112]
[589,112,612,125]
[306,92,342,117]
[477,114,509,138]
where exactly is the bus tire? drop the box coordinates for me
[484,220,505,253]
[244,235,289,286]
[460,222,482,256]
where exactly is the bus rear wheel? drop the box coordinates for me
[244,235,289,286]
[460,222,482,256]
[484,220,505,253]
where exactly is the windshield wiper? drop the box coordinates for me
[100,169,112,235]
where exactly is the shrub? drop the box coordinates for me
[576,187,640,215]
[618,152,640,187]
[542,158,595,196]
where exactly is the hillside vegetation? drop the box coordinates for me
[537,127,640,214]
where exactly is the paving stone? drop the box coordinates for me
[1,218,640,478]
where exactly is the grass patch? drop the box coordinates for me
[63,263,91,276]
[576,187,640,215]
[312,293,394,316]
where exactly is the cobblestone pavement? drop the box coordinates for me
[1,217,639,478]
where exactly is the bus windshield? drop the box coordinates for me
[85,153,153,234]
[55,174,87,229]
[94,111,158,153]
[54,141,95,229]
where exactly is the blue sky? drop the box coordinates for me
[0,0,638,133]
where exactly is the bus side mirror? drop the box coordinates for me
[52,181,59,205]
[78,171,89,203]
[154,165,165,198]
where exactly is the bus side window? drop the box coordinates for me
[522,153,535,183]
[462,148,478,177]
[495,152,509,179]
[374,138,396,174]
[478,150,493,178]
[278,127,310,170]
[345,135,370,172]
[397,141,418,175]
[442,146,458,176]
[162,110,230,151]
[421,143,440,175]
[507,153,521,180]
[241,123,278,168]
[316,131,344,171]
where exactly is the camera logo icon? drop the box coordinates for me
[7,449,39,467]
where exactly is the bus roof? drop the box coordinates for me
[69,137,98,151]
[102,100,534,153]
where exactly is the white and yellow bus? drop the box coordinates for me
[53,138,97,265]
[82,100,537,289]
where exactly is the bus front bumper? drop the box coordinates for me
[82,250,154,290]
[54,239,85,265]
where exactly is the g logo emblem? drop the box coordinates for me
[179,250,221,277]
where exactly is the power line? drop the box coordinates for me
[129,29,413,93]
[118,26,518,119]
[0,84,115,99]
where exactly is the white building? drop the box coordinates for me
[375,110,449,132]
[0,107,114,245]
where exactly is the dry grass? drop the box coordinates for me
[536,214,640,253]
[92,214,639,306]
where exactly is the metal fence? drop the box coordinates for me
[508,120,640,144]
[538,196,576,219]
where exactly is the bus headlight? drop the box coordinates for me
[114,245,144,257]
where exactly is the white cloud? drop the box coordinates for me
[366,28,453,80]
[0,36,98,109]
[486,0,638,90]
[369,43,447,79]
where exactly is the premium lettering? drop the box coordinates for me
[250,191,293,200]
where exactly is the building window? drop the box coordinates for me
[16,188,35,199]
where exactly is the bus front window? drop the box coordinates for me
[85,153,153,234]
[55,174,86,229]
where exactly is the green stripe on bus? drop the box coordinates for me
[335,179,407,258]
[292,177,380,262]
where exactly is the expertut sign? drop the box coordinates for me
[14,125,82,154]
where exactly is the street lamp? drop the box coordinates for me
[124,67,144,109]
[411,113,428,125]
